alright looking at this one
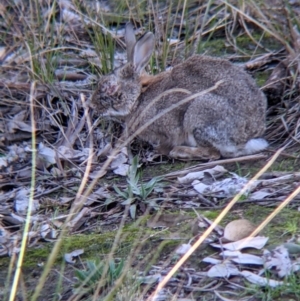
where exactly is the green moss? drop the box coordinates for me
[197,205,300,247]
[255,70,270,87]
[198,38,228,56]
[224,157,299,179]
[269,158,299,172]
[202,210,221,220]
[235,33,282,54]
[197,32,282,58]
[141,160,190,179]
[243,205,300,245]
[0,214,187,269]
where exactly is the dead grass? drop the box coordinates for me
[0,0,300,300]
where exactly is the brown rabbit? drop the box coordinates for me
[91,23,268,160]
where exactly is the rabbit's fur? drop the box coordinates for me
[91,23,268,160]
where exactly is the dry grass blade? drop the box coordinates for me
[1,0,300,300]
[148,147,284,301]
[30,94,93,301]
[9,81,37,301]
[250,184,300,237]
[222,0,292,52]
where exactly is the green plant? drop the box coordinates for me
[113,156,163,218]
[74,258,124,296]
[281,220,299,237]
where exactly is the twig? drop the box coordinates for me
[162,153,267,179]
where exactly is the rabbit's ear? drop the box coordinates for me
[125,22,136,63]
[133,32,155,74]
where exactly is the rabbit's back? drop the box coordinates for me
[131,55,267,157]
[171,55,263,101]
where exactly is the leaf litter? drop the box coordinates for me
[1,0,300,299]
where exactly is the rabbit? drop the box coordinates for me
[90,23,268,160]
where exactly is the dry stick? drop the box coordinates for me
[163,153,267,178]
[127,81,223,146]
[9,81,37,301]
[148,147,285,301]
[30,94,93,301]
[128,87,191,131]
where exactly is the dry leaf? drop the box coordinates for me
[207,260,240,278]
[139,274,162,284]
[110,151,127,169]
[193,173,258,197]
[0,157,8,168]
[64,249,84,264]
[85,187,111,206]
[250,189,273,200]
[7,111,32,133]
[176,243,192,255]
[113,164,130,176]
[211,236,269,251]
[178,165,227,184]
[240,270,283,287]
[89,168,107,179]
[202,257,222,265]
[263,245,293,277]
[38,142,56,167]
[222,250,264,265]
[223,219,256,242]
[214,290,249,301]
[14,188,40,215]
[111,147,129,176]
[40,223,58,241]
[192,181,208,194]
[67,207,89,232]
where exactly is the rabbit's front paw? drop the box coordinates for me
[169,146,220,161]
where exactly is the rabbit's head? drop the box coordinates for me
[91,23,155,118]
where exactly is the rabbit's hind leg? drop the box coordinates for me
[169,145,220,160]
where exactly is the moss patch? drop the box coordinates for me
[197,32,282,58]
